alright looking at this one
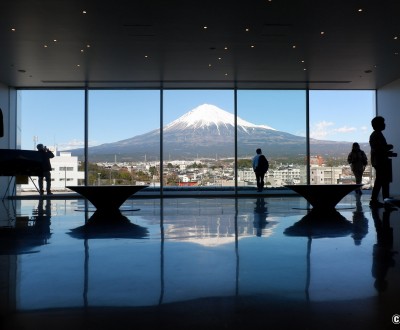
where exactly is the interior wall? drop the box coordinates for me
[377,79,400,196]
[0,84,17,197]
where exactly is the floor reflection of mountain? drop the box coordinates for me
[162,215,279,245]
[283,210,354,239]
[68,210,149,240]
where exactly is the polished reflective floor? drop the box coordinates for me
[0,193,399,329]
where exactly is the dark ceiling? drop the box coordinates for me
[1,0,400,90]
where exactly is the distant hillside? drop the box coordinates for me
[70,104,368,162]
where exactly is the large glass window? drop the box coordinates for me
[163,90,235,188]
[19,90,85,193]
[18,88,376,191]
[237,90,307,188]
[87,90,160,187]
[309,91,375,186]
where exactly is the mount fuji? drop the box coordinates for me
[71,104,360,161]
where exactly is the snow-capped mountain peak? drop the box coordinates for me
[164,104,275,132]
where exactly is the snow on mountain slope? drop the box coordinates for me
[164,104,275,133]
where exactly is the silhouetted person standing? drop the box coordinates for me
[347,142,368,194]
[37,144,54,195]
[369,116,394,208]
[252,148,269,192]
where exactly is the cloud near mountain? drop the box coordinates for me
[71,104,365,162]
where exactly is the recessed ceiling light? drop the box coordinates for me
[11,28,16,32]
[224,46,228,50]
[44,45,48,48]
[82,10,87,14]
[245,28,250,32]
[320,31,325,35]
[251,45,255,48]
[218,57,222,60]
[394,36,398,40]
[208,64,212,67]
[80,49,84,53]
[358,8,363,12]
[203,26,208,29]
[53,39,57,42]
[292,45,296,49]
[86,44,91,48]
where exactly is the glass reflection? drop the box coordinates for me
[0,197,395,312]
[370,206,397,292]
[0,199,52,255]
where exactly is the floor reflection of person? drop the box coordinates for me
[351,194,368,245]
[32,199,52,243]
[370,207,397,292]
[253,197,268,237]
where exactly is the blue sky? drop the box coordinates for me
[20,89,376,151]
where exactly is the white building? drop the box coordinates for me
[238,166,304,187]
[20,150,84,192]
[310,166,343,185]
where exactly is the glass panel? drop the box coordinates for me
[162,90,235,188]
[87,90,160,187]
[237,90,307,189]
[19,90,85,194]
[309,91,375,186]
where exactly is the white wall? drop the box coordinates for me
[377,79,400,195]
